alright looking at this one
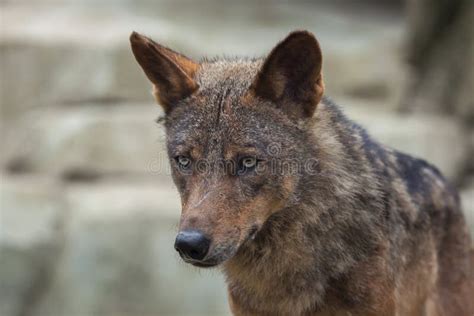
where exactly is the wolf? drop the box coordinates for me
[130,30,473,315]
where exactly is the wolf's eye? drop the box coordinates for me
[239,156,257,173]
[176,155,191,169]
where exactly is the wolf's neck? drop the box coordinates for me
[223,195,383,314]
[222,203,328,314]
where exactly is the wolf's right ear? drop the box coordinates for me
[250,31,324,118]
[130,32,199,113]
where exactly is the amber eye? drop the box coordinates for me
[176,156,191,169]
[238,156,258,174]
[242,157,257,168]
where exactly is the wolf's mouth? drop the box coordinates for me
[247,225,259,241]
[240,224,260,246]
[190,261,218,268]
[183,257,219,268]
[179,252,219,268]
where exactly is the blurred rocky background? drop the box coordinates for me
[0,0,472,315]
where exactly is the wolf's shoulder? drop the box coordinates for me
[320,97,459,211]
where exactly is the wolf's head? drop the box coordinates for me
[131,31,324,267]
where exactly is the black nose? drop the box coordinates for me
[174,230,210,261]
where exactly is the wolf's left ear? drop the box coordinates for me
[250,31,324,118]
[130,32,199,113]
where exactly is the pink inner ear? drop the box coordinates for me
[130,32,199,112]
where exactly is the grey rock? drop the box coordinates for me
[0,175,64,316]
[2,103,167,176]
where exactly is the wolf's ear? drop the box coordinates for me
[250,30,324,118]
[130,32,199,113]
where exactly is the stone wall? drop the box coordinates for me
[1,1,472,316]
